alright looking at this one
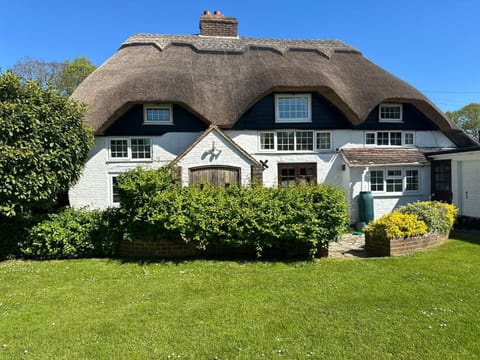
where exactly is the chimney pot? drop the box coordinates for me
[203,10,211,16]
[213,10,222,17]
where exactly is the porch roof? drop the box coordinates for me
[341,148,429,167]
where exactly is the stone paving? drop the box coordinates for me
[328,232,368,259]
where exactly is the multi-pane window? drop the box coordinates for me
[260,132,275,151]
[295,131,313,151]
[110,139,128,158]
[404,132,414,146]
[406,170,419,191]
[370,168,420,193]
[390,132,402,146]
[109,138,152,160]
[379,104,403,122]
[111,176,120,204]
[131,138,151,159]
[377,132,389,145]
[365,131,409,146]
[386,170,403,192]
[258,131,331,152]
[370,170,384,191]
[277,131,295,151]
[144,105,173,124]
[365,133,376,145]
[316,132,331,150]
[275,94,311,123]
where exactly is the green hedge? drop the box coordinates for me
[20,207,122,259]
[117,166,349,259]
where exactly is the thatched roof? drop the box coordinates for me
[72,33,476,147]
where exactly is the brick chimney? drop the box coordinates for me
[199,10,238,38]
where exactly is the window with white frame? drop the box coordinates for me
[370,168,420,193]
[316,132,331,150]
[405,169,419,191]
[386,169,403,192]
[258,131,332,152]
[365,131,410,146]
[131,138,151,159]
[404,132,415,146]
[370,170,384,192]
[111,175,120,204]
[277,131,295,151]
[109,138,152,160]
[110,139,128,159]
[379,103,403,122]
[295,131,313,151]
[259,132,275,151]
[275,94,311,123]
[144,104,173,124]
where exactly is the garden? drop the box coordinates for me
[1,231,479,359]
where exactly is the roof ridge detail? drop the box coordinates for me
[120,34,361,58]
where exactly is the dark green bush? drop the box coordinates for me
[0,214,43,260]
[117,166,349,259]
[20,207,122,259]
[397,201,458,234]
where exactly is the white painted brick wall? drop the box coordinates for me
[176,130,253,186]
[69,133,200,209]
[70,128,452,220]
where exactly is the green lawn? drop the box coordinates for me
[1,233,479,359]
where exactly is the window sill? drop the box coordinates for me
[371,191,423,197]
[143,122,174,126]
[256,150,333,154]
[106,159,153,164]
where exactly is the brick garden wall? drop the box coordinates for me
[117,236,328,259]
[117,237,200,259]
[365,232,449,257]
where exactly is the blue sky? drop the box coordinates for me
[1,0,479,111]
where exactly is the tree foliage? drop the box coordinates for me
[0,71,94,216]
[446,103,480,140]
[10,56,96,95]
[57,57,96,96]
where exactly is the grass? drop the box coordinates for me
[0,233,479,359]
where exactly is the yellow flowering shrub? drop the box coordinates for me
[365,212,428,240]
[441,202,458,228]
[397,201,458,234]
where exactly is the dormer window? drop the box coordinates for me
[379,103,403,123]
[275,94,311,123]
[144,104,173,125]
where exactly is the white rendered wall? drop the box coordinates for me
[71,128,455,218]
[69,133,200,209]
[348,166,431,221]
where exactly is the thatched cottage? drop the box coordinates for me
[69,11,478,221]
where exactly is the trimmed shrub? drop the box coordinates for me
[20,207,122,259]
[117,166,349,259]
[364,212,428,240]
[397,201,458,234]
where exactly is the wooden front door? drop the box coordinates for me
[431,160,452,203]
[189,166,240,187]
